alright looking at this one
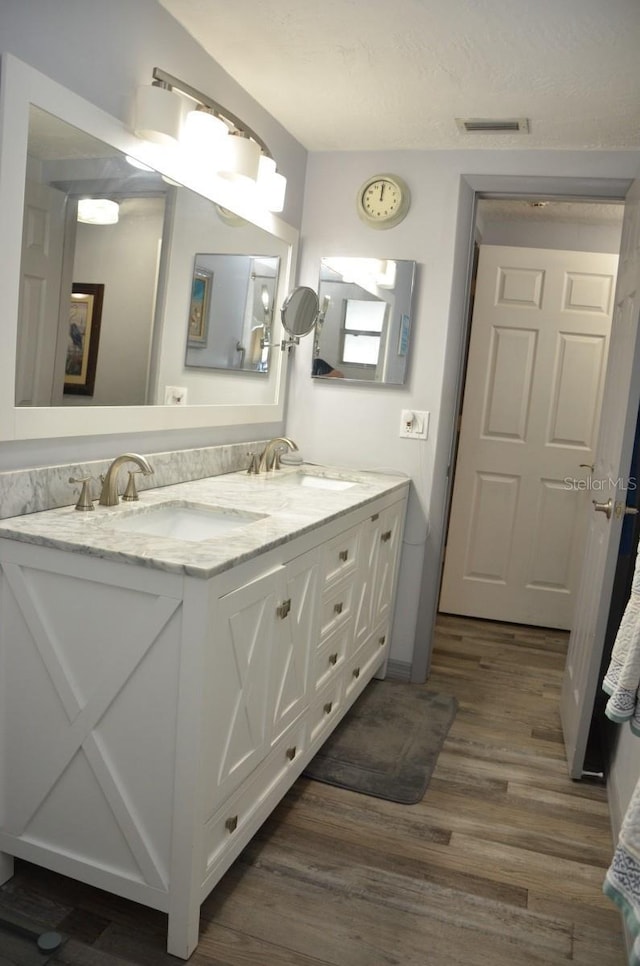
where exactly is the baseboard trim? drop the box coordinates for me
[385,659,412,682]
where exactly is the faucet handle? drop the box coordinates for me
[246,452,260,475]
[122,470,144,502]
[68,476,95,512]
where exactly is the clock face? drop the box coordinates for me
[357,175,410,229]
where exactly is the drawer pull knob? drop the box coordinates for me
[225,815,238,833]
[352,667,360,679]
[286,746,297,761]
[329,652,338,666]
[378,635,386,646]
[323,701,333,714]
[381,530,392,543]
[371,513,379,521]
[334,601,344,615]
[339,549,349,562]
[277,598,291,619]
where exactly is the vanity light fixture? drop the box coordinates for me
[133,68,287,212]
[257,155,286,213]
[77,198,119,225]
[181,105,229,155]
[218,132,261,183]
[133,82,183,145]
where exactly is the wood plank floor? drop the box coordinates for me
[0,614,626,964]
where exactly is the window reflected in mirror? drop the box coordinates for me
[314,257,416,385]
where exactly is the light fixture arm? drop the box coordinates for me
[151,67,273,159]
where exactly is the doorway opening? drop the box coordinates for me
[439,197,624,629]
[435,192,629,777]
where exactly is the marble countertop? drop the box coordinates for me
[0,465,409,579]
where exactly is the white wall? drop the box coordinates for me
[289,150,640,674]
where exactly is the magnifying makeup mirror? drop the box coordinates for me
[263,285,319,352]
[281,286,319,340]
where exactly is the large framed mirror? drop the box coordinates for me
[313,257,416,385]
[0,54,298,441]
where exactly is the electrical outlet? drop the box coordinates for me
[399,409,429,439]
[165,386,187,405]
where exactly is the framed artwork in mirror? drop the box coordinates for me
[64,283,104,396]
[188,268,212,345]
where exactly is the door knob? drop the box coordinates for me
[615,502,639,519]
[592,498,612,520]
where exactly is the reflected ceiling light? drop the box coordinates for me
[132,68,286,209]
[133,83,183,145]
[77,198,119,225]
[125,155,154,172]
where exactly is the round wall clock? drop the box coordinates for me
[356,174,411,229]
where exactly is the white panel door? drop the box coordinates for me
[16,180,66,406]
[561,178,640,777]
[440,246,618,629]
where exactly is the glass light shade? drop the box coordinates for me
[266,171,287,213]
[182,109,228,154]
[134,84,183,145]
[257,154,276,184]
[77,199,119,225]
[257,155,286,212]
[219,134,261,182]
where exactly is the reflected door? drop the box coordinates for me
[17,180,66,405]
[439,245,618,629]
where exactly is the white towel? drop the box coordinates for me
[604,777,640,965]
[603,544,640,735]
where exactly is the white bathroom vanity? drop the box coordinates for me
[0,465,408,958]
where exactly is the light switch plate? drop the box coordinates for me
[399,409,429,439]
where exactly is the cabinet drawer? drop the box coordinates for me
[345,626,388,701]
[204,716,307,872]
[309,678,343,748]
[319,577,355,641]
[314,620,351,690]
[320,526,360,588]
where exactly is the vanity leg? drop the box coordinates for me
[166,898,200,960]
[0,852,14,886]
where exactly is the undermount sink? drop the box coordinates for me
[297,474,358,491]
[103,502,268,542]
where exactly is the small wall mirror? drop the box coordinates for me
[185,254,280,373]
[313,257,416,384]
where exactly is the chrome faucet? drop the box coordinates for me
[98,453,154,506]
[258,437,298,473]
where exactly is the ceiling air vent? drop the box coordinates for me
[456,117,530,134]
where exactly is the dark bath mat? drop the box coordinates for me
[303,679,457,803]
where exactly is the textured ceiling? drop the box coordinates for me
[159,0,640,151]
